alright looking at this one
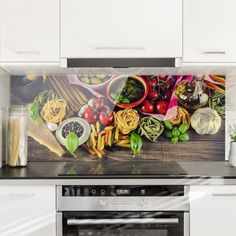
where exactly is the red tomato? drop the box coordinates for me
[96,104,108,113]
[156,100,169,115]
[83,106,97,123]
[147,89,159,100]
[164,90,172,101]
[147,78,157,88]
[140,100,154,113]
[164,79,171,90]
[99,110,114,126]
[159,75,167,81]
[93,98,104,107]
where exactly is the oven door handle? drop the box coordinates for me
[67,218,179,225]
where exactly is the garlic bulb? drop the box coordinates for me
[191,107,221,135]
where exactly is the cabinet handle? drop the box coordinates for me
[211,193,236,197]
[15,50,40,55]
[94,46,146,51]
[203,51,226,55]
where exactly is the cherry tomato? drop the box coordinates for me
[156,100,169,115]
[164,90,172,101]
[97,104,108,113]
[147,77,157,88]
[159,75,167,82]
[140,100,154,113]
[93,97,104,106]
[83,106,97,123]
[147,89,159,100]
[99,110,114,126]
[164,79,171,90]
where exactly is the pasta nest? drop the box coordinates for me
[41,99,67,124]
[115,109,140,135]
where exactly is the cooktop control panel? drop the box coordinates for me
[62,185,184,197]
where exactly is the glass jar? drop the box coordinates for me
[7,106,28,167]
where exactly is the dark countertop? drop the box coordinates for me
[0,161,236,180]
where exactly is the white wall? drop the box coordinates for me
[226,75,236,160]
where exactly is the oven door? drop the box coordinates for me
[57,211,189,236]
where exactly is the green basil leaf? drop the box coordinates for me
[172,127,180,137]
[130,133,143,158]
[29,101,39,121]
[179,133,189,142]
[110,93,118,100]
[163,120,173,130]
[121,98,130,104]
[162,130,173,138]
[171,136,179,144]
[178,124,189,134]
[66,132,80,158]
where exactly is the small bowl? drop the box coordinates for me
[56,117,91,146]
[76,69,116,90]
[106,75,148,108]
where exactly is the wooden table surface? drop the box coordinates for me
[28,120,225,162]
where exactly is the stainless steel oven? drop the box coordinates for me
[56,185,189,236]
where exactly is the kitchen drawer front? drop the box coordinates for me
[61,0,182,58]
[0,0,59,62]
[190,186,236,236]
[183,0,236,63]
[0,186,56,236]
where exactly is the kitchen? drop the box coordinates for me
[0,0,236,236]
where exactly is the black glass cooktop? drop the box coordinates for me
[58,161,187,177]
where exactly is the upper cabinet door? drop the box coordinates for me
[60,0,182,58]
[0,0,59,62]
[184,0,236,63]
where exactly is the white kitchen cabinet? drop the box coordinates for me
[0,186,56,236]
[190,186,236,236]
[183,0,236,63]
[0,0,59,62]
[61,0,182,59]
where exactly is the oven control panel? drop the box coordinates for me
[62,185,184,197]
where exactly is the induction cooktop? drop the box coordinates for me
[58,161,187,177]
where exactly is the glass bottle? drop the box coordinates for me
[177,75,209,110]
[7,106,28,167]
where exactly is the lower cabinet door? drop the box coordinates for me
[190,186,236,236]
[0,186,56,236]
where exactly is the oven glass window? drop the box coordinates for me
[62,212,184,236]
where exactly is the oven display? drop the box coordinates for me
[116,189,131,196]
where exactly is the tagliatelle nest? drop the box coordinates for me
[41,99,67,124]
[115,109,140,135]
